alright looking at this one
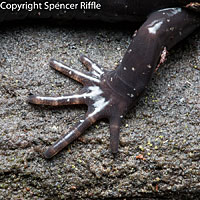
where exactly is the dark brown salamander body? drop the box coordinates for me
[20,1,200,158]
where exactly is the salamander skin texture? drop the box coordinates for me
[7,0,198,158]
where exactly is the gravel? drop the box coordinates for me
[0,21,199,199]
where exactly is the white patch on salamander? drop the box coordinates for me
[147,64,152,69]
[53,60,101,83]
[83,57,104,77]
[87,86,110,118]
[147,20,163,34]
[128,49,132,53]
[158,8,182,17]
[36,86,105,103]
[148,8,182,35]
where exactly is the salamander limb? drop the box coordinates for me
[28,56,131,158]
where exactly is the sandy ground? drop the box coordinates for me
[0,21,199,199]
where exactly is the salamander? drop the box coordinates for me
[2,0,199,158]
